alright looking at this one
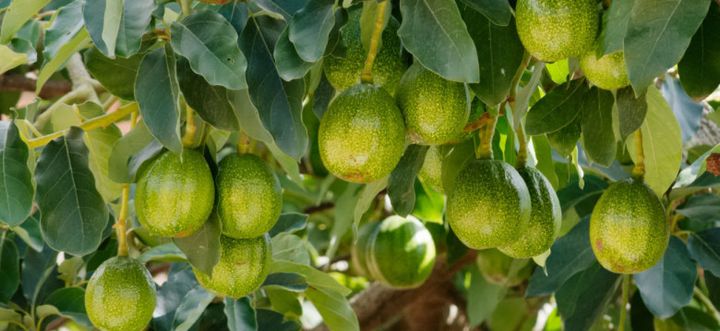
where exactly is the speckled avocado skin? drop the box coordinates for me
[590,180,669,274]
[499,167,561,258]
[324,7,408,95]
[319,84,406,183]
[194,235,271,298]
[135,150,214,238]
[366,216,436,289]
[216,154,282,239]
[446,159,531,249]
[351,222,381,276]
[580,50,630,90]
[516,0,598,62]
[396,63,469,145]
[418,146,444,193]
[85,257,156,331]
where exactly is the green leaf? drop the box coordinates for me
[676,194,720,227]
[616,86,647,140]
[172,286,215,331]
[224,297,257,331]
[135,46,183,154]
[532,135,559,188]
[43,0,83,60]
[599,0,633,55]
[0,121,33,226]
[0,0,51,44]
[674,144,720,190]
[85,46,144,100]
[634,237,697,318]
[388,145,428,217]
[440,139,474,193]
[526,80,588,135]
[35,128,109,255]
[547,117,581,157]
[78,103,123,202]
[624,0,711,93]
[305,287,359,331]
[555,262,621,331]
[272,233,310,265]
[266,287,302,318]
[467,266,506,326]
[101,0,123,56]
[83,0,154,57]
[254,0,308,21]
[678,2,720,100]
[36,28,92,94]
[263,272,308,292]
[12,212,43,252]
[138,243,186,263]
[580,87,616,166]
[21,245,61,307]
[459,0,512,26]
[107,115,153,183]
[270,260,351,296]
[44,287,91,328]
[274,27,314,81]
[353,178,387,232]
[0,235,19,303]
[256,308,302,331]
[174,214,221,275]
[0,44,27,75]
[269,213,308,237]
[288,0,335,63]
[398,0,479,83]
[687,229,720,277]
[626,86,682,196]
[176,58,239,131]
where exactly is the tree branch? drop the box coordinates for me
[0,74,72,99]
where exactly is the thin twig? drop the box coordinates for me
[360,1,388,84]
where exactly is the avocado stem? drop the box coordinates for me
[237,131,255,154]
[115,185,130,257]
[618,274,631,331]
[631,130,645,180]
[516,123,528,168]
[182,106,198,148]
[360,0,389,84]
[694,287,720,323]
[477,110,499,160]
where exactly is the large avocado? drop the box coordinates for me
[580,49,630,90]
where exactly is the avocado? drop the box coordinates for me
[590,180,669,274]
[135,150,214,238]
[418,145,444,193]
[324,7,408,95]
[499,167,562,258]
[216,153,282,239]
[194,235,271,298]
[580,50,630,90]
[516,0,598,62]
[396,63,469,145]
[351,221,381,276]
[476,249,534,286]
[318,84,406,183]
[446,159,531,249]
[85,257,156,331]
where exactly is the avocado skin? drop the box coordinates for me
[446,159,531,249]
[216,154,282,239]
[318,84,406,183]
[516,0,598,62]
[85,257,156,331]
[135,150,214,238]
[580,50,630,90]
[418,146,444,193]
[396,63,469,145]
[194,235,271,298]
[590,180,669,274]
[351,222,381,276]
[499,167,561,258]
[324,8,408,95]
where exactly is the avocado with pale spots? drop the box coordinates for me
[516,0,598,62]
[418,146,444,193]
[85,257,156,331]
[318,84,406,183]
[476,249,534,286]
[446,159,531,249]
[396,63,469,145]
[324,7,408,95]
[216,153,282,239]
[194,235,271,298]
[499,167,561,258]
[590,180,669,274]
[135,150,214,238]
[580,49,630,90]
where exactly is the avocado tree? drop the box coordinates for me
[0,0,719,330]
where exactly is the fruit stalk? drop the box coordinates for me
[477,109,499,160]
[179,0,192,17]
[632,130,645,179]
[618,274,630,331]
[182,106,197,147]
[694,287,720,323]
[360,0,389,84]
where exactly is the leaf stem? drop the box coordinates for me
[360,0,388,84]
[694,287,720,322]
[618,274,630,331]
[179,0,192,17]
[632,129,645,180]
[115,185,130,257]
[477,107,500,160]
[182,106,197,147]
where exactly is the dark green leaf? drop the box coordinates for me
[398,0,479,83]
[43,0,82,60]
[388,145,429,217]
[707,272,720,307]
[268,213,308,237]
[83,0,154,57]
[580,87,616,166]
[599,0,633,55]
[0,235,19,303]
[21,245,61,307]
[616,86,647,140]
[85,46,144,100]
[440,139,474,193]
[108,120,154,183]
[467,266,506,326]
[675,194,720,226]
[256,308,302,331]
[274,27,314,81]
[547,118,581,157]
[44,287,91,328]
[176,58,239,131]
[172,286,215,331]
[0,121,33,226]
[138,243,186,263]
[556,262,620,331]
[254,0,308,21]
[669,306,720,331]
[35,128,109,255]
[678,2,720,100]
[634,237,697,318]
[224,297,257,331]
[526,80,587,135]
[288,0,335,63]
[630,292,655,331]
[219,2,249,34]
[13,212,43,252]
[459,0,511,26]
[262,272,308,292]
[556,176,607,216]
[687,228,720,277]
[152,265,197,330]
[660,75,704,144]
[173,214,221,275]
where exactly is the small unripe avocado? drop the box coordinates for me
[194,235,271,298]
[418,146,444,193]
[216,153,282,239]
[85,257,156,331]
[396,63,469,145]
[318,84,406,183]
[590,180,669,274]
[580,50,630,90]
[446,159,531,249]
[499,167,562,258]
[135,150,214,238]
[516,0,599,62]
[476,249,533,286]
[324,8,408,95]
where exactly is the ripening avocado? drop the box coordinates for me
[351,222,381,276]
[135,150,214,238]
[85,257,156,331]
[194,235,271,298]
[446,159,531,249]
[216,153,282,239]
[418,146,444,193]
[476,249,534,286]
[590,180,669,274]
[396,63,469,145]
[324,7,408,95]
[580,50,630,90]
[499,167,562,258]
[318,84,406,183]
[516,0,599,62]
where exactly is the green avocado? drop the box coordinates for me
[499,167,562,258]
[396,63,469,145]
[516,0,598,62]
[446,159,531,249]
[590,180,669,274]
[135,150,214,238]
[476,249,534,286]
[318,84,406,183]
[351,221,381,276]
[85,257,156,331]
[580,50,630,90]
[216,153,282,239]
[418,145,444,193]
[324,7,408,95]
[194,235,271,298]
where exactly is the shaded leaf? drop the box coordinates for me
[85,46,145,100]
[687,228,720,277]
[678,2,720,100]
[274,27,314,81]
[270,260,351,296]
[467,266,506,326]
[268,212,308,237]
[526,80,587,135]
[0,235,19,303]
[262,273,308,292]
[83,0,154,57]
[0,121,33,226]
[459,0,512,26]
[44,287,91,328]
[388,145,428,217]
[272,233,310,265]
[21,245,61,306]
[599,0,633,55]
[174,214,221,275]
[547,117,581,157]
[224,297,257,331]
[172,286,215,331]
[176,57,239,131]
[12,212,43,252]
[660,75,704,144]
[580,87,616,166]
[107,116,154,183]
[353,178,387,232]
[306,287,359,331]
[152,265,197,330]
[256,308,302,331]
[254,0,308,21]
[555,262,620,331]
[288,0,335,63]
[138,243,186,263]
[616,86,647,140]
